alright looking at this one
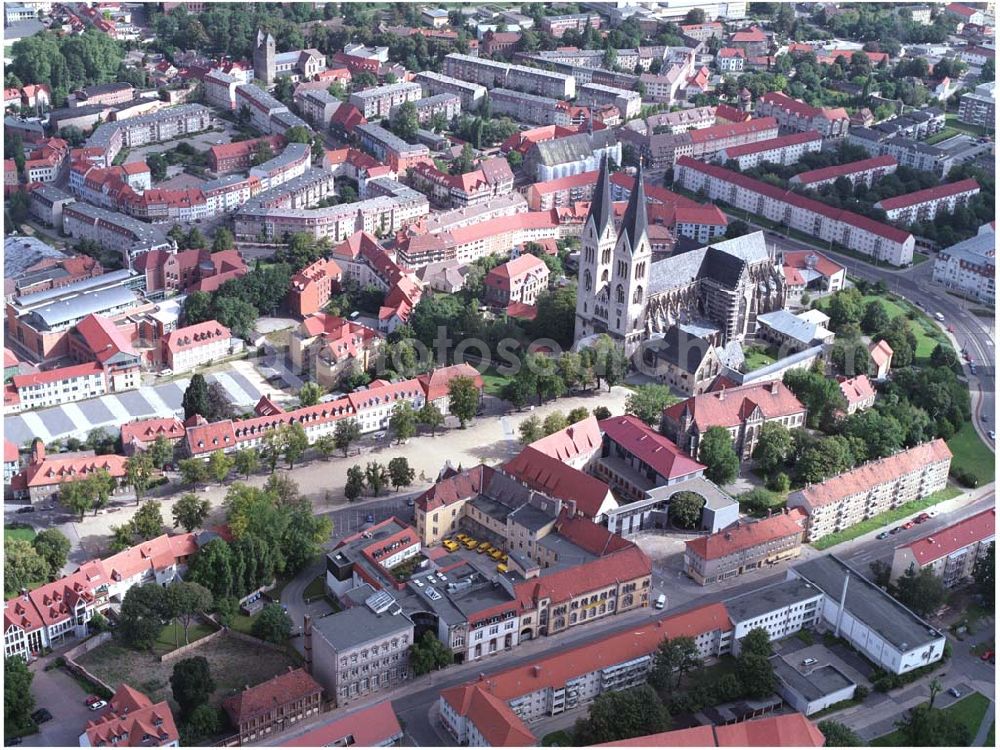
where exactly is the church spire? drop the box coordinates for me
[588,153,613,238]
[621,159,648,252]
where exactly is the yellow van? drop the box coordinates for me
[489,548,504,561]
[496,563,508,573]
[477,540,492,553]
[443,539,459,552]
[456,533,470,542]
[463,538,478,550]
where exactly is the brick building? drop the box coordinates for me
[222,669,323,745]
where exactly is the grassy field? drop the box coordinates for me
[743,345,777,372]
[947,421,996,488]
[812,486,962,550]
[924,127,960,145]
[479,365,513,397]
[77,633,300,708]
[944,113,992,137]
[303,574,326,601]
[4,525,36,542]
[870,691,991,746]
[153,622,215,655]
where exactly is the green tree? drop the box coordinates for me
[120,582,168,651]
[172,492,210,532]
[182,373,211,420]
[32,529,70,575]
[593,406,612,420]
[187,539,235,600]
[929,344,960,372]
[735,652,775,699]
[388,457,415,490]
[861,300,891,335]
[233,448,260,479]
[625,384,677,426]
[827,287,865,331]
[183,704,223,744]
[283,423,309,469]
[574,685,671,745]
[125,451,154,504]
[170,656,215,718]
[132,500,165,540]
[447,375,480,428]
[543,411,568,436]
[389,100,420,142]
[207,449,233,484]
[698,426,740,484]
[895,565,947,617]
[648,636,700,694]
[798,435,854,484]
[211,227,234,253]
[410,631,454,675]
[298,381,323,407]
[314,434,336,459]
[334,418,362,456]
[165,581,213,645]
[739,627,772,657]
[518,415,544,444]
[784,369,846,429]
[752,422,792,474]
[417,402,445,436]
[345,465,365,502]
[389,401,418,444]
[668,491,706,529]
[4,657,35,736]
[4,540,50,595]
[252,603,292,643]
[365,461,389,496]
[178,457,207,486]
[60,475,95,520]
[896,704,972,746]
[869,560,892,588]
[109,523,136,554]
[972,542,993,607]
[567,406,591,424]
[818,720,862,747]
[149,436,175,470]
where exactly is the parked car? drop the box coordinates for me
[364,513,375,524]
[406,498,414,507]
[903,521,915,529]
[31,709,52,724]
[15,506,35,514]
[876,531,889,540]
[88,700,107,711]
[989,430,995,441]
[889,526,903,535]
[948,687,962,698]
[84,695,101,707]
[981,650,994,662]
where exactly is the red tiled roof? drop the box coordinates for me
[869,339,894,368]
[718,47,746,58]
[689,117,778,144]
[278,700,402,747]
[903,508,995,566]
[838,374,875,406]
[485,253,547,291]
[792,440,952,509]
[675,156,913,244]
[85,684,179,747]
[664,380,806,431]
[876,178,980,211]
[223,669,322,725]
[597,725,717,746]
[4,439,18,464]
[13,362,103,389]
[75,313,138,363]
[514,545,651,607]
[731,26,767,42]
[714,103,750,123]
[528,415,603,462]
[783,249,845,278]
[603,713,824,746]
[599,415,705,480]
[120,417,185,446]
[686,509,807,561]
[162,319,231,354]
[504,447,612,519]
[416,362,483,401]
[721,130,822,158]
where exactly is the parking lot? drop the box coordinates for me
[21,656,95,748]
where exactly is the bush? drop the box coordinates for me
[950,467,980,488]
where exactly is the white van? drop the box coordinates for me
[655,594,666,609]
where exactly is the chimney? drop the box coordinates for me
[770,380,779,395]
[532,665,541,677]
[834,572,849,638]
[718,387,726,401]
[303,614,313,674]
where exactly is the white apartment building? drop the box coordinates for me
[443,53,575,99]
[489,88,560,126]
[349,81,422,119]
[10,362,107,411]
[786,440,952,543]
[413,71,487,112]
[162,320,234,373]
[932,223,995,304]
[235,84,290,134]
[789,155,898,190]
[248,142,311,191]
[875,178,981,224]
[890,508,995,586]
[204,69,240,111]
[724,579,824,655]
[718,130,823,170]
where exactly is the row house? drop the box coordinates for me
[183,364,482,456]
[717,130,823,170]
[61,200,174,266]
[413,71,487,112]
[272,700,403,747]
[161,319,234,373]
[222,669,323,746]
[235,84,294,135]
[120,416,186,455]
[3,531,196,660]
[85,104,212,166]
[24,137,70,184]
[890,508,995,587]
[663,381,807,462]
[786,440,953,543]
[874,178,981,224]
[789,154,898,190]
[672,157,916,266]
[755,92,850,139]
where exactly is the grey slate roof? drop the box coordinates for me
[588,153,614,237]
[533,129,617,167]
[756,309,831,345]
[4,237,70,279]
[620,160,648,251]
[725,578,822,623]
[648,231,770,295]
[311,605,412,651]
[29,285,139,329]
[771,658,856,702]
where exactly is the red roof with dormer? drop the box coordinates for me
[599,415,705,481]
[902,508,995,566]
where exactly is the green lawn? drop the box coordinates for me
[924,127,960,145]
[153,622,214,655]
[944,113,992,137]
[229,612,258,636]
[4,525,36,543]
[871,692,991,746]
[541,730,575,746]
[743,345,777,372]
[812,486,962,550]
[987,722,994,747]
[947,421,996,488]
[479,365,513,397]
[912,251,930,265]
[303,574,326,601]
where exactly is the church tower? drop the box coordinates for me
[574,154,618,345]
[254,29,276,87]
[609,160,652,355]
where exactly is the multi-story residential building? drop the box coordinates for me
[356,123,431,172]
[288,258,343,318]
[161,320,234,374]
[483,253,549,309]
[184,364,481,457]
[273,700,404,747]
[932,222,995,304]
[248,142,311,191]
[9,362,108,412]
[946,2,989,25]
[576,82,642,120]
[960,44,995,67]
[28,184,75,227]
[958,81,995,127]
[409,92,461,125]
[204,68,240,111]
[755,92,850,139]
[208,135,286,174]
[791,555,946,675]
[525,129,621,181]
[439,603,732,745]
[717,47,746,72]
[673,157,917,266]
[406,157,514,209]
[790,154,898,190]
[81,684,179,748]
[85,105,212,166]
[728,25,768,55]
[443,53,575,99]
[875,178,981,223]
[488,88,560,126]
[680,20,725,41]
[349,81,423,119]
[70,82,135,108]
[838,374,876,415]
[62,199,174,266]
[3,531,195,658]
[622,117,780,169]
[295,88,341,127]
[684,509,807,585]
[235,84,292,134]
[540,12,603,36]
[663,381,808,461]
[308,594,414,707]
[120,416,186,455]
[222,669,323,746]
[724,578,823,654]
[787,440,952,543]
[290,313,382,386]
[890,508,995,586]
[637,65,693,104]
[718,130,822,170]
[641,107,718,136]
[413,71,487,112]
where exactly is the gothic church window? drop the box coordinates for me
[615,285,625,304]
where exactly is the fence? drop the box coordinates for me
[159,614,224,663]
[64,632,115,696]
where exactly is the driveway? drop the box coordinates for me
[21,655,95,747]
